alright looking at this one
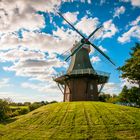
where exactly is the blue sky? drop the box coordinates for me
[0,0,139,102]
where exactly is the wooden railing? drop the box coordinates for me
[53,68,110,79]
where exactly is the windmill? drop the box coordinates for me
[53,12,115,102]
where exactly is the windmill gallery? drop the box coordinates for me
[53,13,115,102]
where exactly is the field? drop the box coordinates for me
[10,106,29,109]
[0,102,140,139]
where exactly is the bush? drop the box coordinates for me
[0,99,11,121]
[29,103,42,111]
[18,108,30,115]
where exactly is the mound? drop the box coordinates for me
[0,102,140,139]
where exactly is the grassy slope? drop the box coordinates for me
[0,102,140,140]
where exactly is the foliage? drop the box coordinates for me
[118,43,140,88]
[0,99,11,121]
[49,101,58,104]
[119,85,129,103]
[29,102,43,111]
[99,93,111,102]
[119,86,140,106]
[99,93,119,103]
[0,102,140,139]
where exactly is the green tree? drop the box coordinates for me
[119,85,129,103]
[119,86,140,106]
[99,93,111,102]
[118,43,140,88]
[128,87,140,106]
[0,99,11,121]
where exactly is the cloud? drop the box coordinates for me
[113,6,125,18]
[0,0,96,34]
[0,0,46,33]
[0,78,12,88]
[121,78,139,88]
[100,0,106,6]
[118,25,140,43]
[0,29,79,54]
[130,16,140,26]
[63,11,79,24]
[120,0,140,7]
[3,54,67,82]
[102,82,121,95]
[99,45,107,52]
[0,91,63,102]
[90,56,101,63]
[99,19,118,39]
[0,48,45,62]
[118,16,140,43]
[75,16,100,36]
[103,79,139,95]
[21,82,58,93]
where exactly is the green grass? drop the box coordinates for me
[0,102,140,139]
[10,106,29,109]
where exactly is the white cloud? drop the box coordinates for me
[120,0,140,7]
[0,0,89,34]
[0,0,96,34]
[118,15,140,43]
[0,91,63,102]
[99,45,107,52]
[100,0,106,6]
[0,29,79,54]
[91,56,101,63]
[79,0,91,3]
[103,79,139,95]
[3,55,67,82]
[0,33,20,50]
[113,6,125,18]
[130,16,140,26]
[63,12,79,24]
[101,19,118,39]
[0,78,11,88]
[0,0,46,33]
[75,16,100,35]
[102,82,121,95]
[121,78,139,88]
[0,48,45,62]
[118,25,140,43]
[21,82,58,93]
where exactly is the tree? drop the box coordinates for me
[119,85,129,103]
[99,93,111,102]
[0,99,11,121]
[128,87,140,106]
[119,86,140,106]
[118,43,140,88]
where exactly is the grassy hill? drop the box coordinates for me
[0,102,140,139]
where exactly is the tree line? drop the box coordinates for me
[0,99,57,121]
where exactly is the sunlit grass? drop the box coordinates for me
[0,102,140,139]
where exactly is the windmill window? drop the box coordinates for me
[90,84,93,90]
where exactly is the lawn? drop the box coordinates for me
[0,102,140,139]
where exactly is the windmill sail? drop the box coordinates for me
[58,12,115,66]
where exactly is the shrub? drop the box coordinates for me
[0,99,11,121]
[29,103,42,111]
[18,108,30,115]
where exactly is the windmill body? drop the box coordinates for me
[54,42,110,102]
[53,12,115,102]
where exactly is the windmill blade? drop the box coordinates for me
[65,43,84,61]
[57,12,85,39]
[87,25,103,40]
[89,42,116,66]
